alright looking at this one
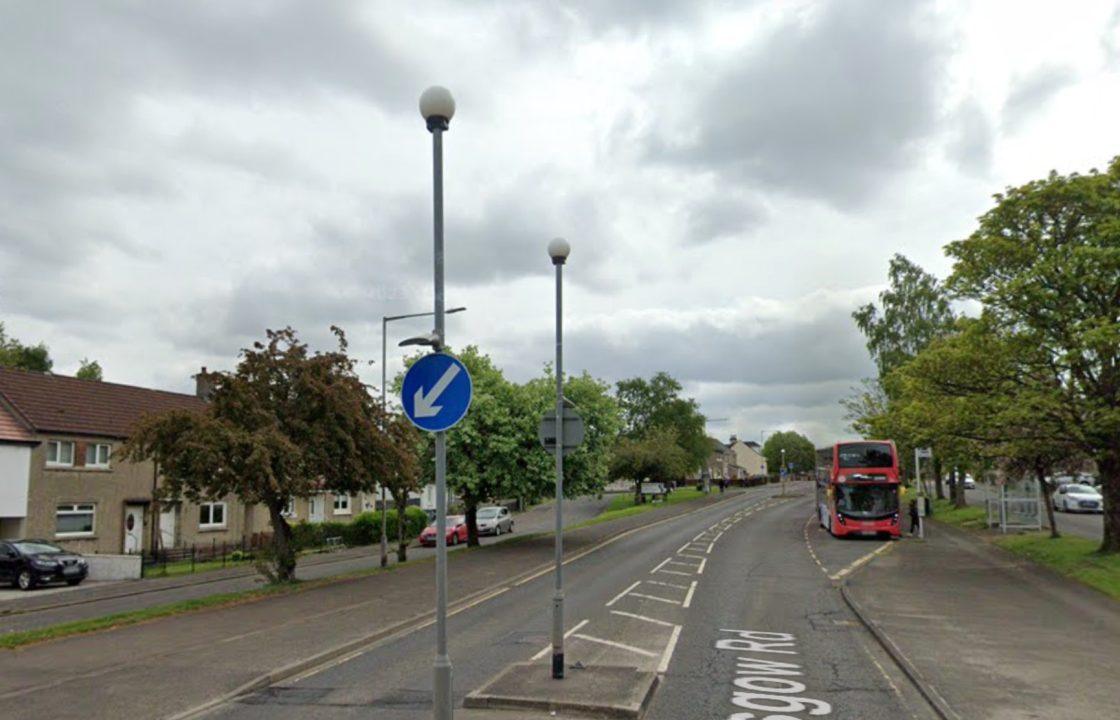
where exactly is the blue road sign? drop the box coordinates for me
[401,353,473,433]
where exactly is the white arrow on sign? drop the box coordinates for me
[413,363,461,418]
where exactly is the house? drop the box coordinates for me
[727,435,768,477]
[691,437,737,484]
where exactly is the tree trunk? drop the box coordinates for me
[1098,449,1120,554]
[634,479,642,505]
[267,501,297,583]
[465,500,480,547]
[952,467,967,509]
[933,457,945,500]
[1037,465,1059,540]
[397,504,408,563]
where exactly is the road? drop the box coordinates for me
[205,489,935,720]
[964,486,1103,542]
[0,496,613,630]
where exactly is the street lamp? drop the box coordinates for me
[780,447,787,497]
[548,236,570,680]
[420,84,455,720]
[381,307,466,569]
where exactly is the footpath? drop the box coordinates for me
[0,486,762,720]
[844,521,1120,720]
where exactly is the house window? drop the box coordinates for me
[85,443,111,468]
[47,441,75,467]
[199,502,227,529]
[333,494,351,515]
[56,504,95,536]
[281,498,296,518]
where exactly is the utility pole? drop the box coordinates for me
[548,237,570,680]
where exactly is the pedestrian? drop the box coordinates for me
[719,478,726,494]
[908,498,920,536]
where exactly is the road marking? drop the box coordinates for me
[572,633,659,658]
[609,610,678,627]
[829,541,894,580]
[650,557,673,574]
[682,581,698,609]
[712,530,725,543]
[630,592,681,605]
[667,559,701,569]
[531,619,590,660]
[706,542,714,554]
[692,531,709,542]
[677,542,692,554]
[646,579,689,590]
[605,580,642,607]
[696,558,707,575]
[676,553,706,561]
[655,568,695,577]
[657,624,683,673]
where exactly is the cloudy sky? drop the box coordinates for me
[3,0,1119,445]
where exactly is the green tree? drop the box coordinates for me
[945,157,1120,553]
[76,358,103,381]
[0,322,52,372]
[615,372,708,473]
[609,426,691,502]
[380,413,424,562]
[762,431,816,475]
[123,328,414,581]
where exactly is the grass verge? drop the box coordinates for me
[572,487,711,529]
[993,533,1120,601]
[930,498,1120,602]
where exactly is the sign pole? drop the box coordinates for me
[551,246,566,680]
[915,448,924,540]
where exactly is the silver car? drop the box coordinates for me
[476,506,514,536]
[1052,484,1103,513]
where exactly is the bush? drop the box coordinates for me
[289,506,431,551]
[290,521,323,551]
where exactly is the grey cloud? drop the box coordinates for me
[1002,65,1077,131]
[686,195,768,244]
[646,0,947,208]
[945,98,994,175]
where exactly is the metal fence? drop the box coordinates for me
[140,533,272,578]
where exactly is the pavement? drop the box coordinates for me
[0,495,613,627]
[964,486,1103,542]
[0,486,789,720]
[843,520,1120,720]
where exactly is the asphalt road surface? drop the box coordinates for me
[0,496,613,629]
[204,490,936,720]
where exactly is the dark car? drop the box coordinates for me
[0,539,89,591]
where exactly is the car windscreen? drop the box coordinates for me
[13,542,63,555]
[1067,485,1099,495]
[836,485,898,517]
[477,508,500,518]
[837,443,894,469]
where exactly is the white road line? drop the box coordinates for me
[657,625,683,673]
[682,581,698,609]
[531,619,590,660]
[605,580,642,607]
[692,532,709,542]
[696,558,707,575]
[677,542,692,554]
[645,580,689,590]
[706,542,714,554]
[610,610,676,628]
[830,541,894,580]
[656,569,695,577]
[630,592,681,605]
[667,559,701,569]
[676,553,706,561]
[572,633,659,658]
[712,530,725,543]
[650,557,673,574]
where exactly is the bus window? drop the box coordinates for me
[837,442,893,469]
[836,484,898,516]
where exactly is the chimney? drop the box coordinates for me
[194,366,214,401]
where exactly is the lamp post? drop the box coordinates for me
[420,84,455,720]
[381,307,465,568]
[781,447,787,497]
[548,236,570,680]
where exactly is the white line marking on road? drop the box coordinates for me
[645,580,689,590]
[655,569,695,577]
[676,553,706,561]
[657,625,682,673]
[666,559,701,569]
[682,581,698,609]
[712,530,725,543]
[630,592,681,605]
[650,557,673,574]
[692,532,709,542]
[678,542,692,554]
[572,633,659,658]
[610,610,676,628]
[706,542,714,554]
[606,580,642,607]
[696,558,707,575]
[531,619,590,660]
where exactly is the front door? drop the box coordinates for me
[124,504,145,554]
[309,495,324,523]
[159,506,177,550]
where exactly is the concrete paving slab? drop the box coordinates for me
[465,662,659,719]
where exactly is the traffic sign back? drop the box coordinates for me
[401,353,473,433]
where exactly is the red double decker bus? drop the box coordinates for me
[815,440,901,539]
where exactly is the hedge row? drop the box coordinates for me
[290,507,430,551]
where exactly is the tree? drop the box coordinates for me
[609,426,691,502]
[123,328,413,581]
[945,157,1120,553]
[615,372,709,473]
[76,358,103,381]
[0,322,52,372]
[380,412,424,562]
[761,431,816,476]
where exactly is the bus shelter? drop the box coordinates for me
[985,476,1043,533]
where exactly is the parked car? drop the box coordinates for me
[0,539,89,591]
[419,515,469,547]
[1052,484,1103,513]
[963,475,976,490]
[476,506,514,536]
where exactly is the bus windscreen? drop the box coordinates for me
[837,442,893,469]
[836,484,898,517]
